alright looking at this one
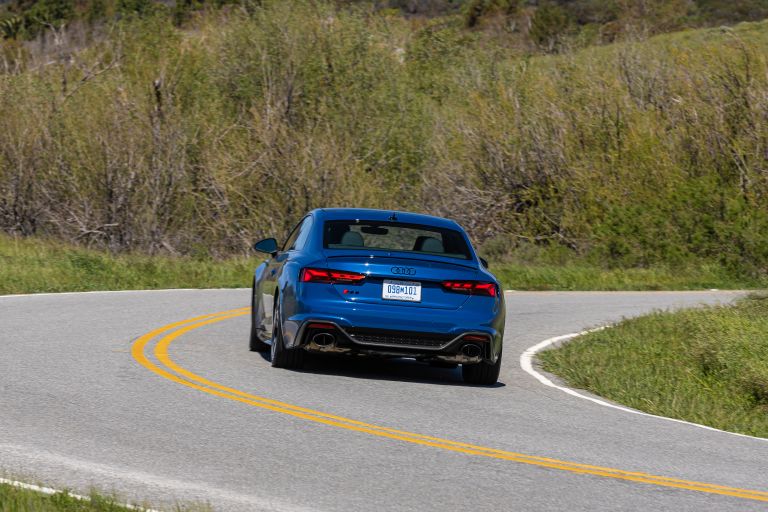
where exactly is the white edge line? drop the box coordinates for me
[520,327,768,443]
[0,288,250,299]
[0,477,161,512]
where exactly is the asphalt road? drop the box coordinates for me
[1,289,766,511]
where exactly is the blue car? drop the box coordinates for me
[249,208,505,385]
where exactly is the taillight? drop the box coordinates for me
[301,268,366,284]
[463,334,490,342]
[441,281,497,297]
[307,322,336,330]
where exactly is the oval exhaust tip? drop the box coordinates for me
[461,344,482,358]
[312,332,335,347]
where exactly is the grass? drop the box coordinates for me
[0,233,257,295]
[539,294,768,438]
[0,483,138,512]
[491,262,766,291]
[2,233,766,295]
[0,481,212,512]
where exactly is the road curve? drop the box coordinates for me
[1,289,766,511]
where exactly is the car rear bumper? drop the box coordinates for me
[281,298,504,363]
[294,320,495,364]
[284,311,503,364]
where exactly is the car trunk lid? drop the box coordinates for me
[323,252,479,310]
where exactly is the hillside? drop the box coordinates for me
[1,1,768,281]
[4,1,768,43]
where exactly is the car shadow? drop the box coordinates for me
[258,351,505,388]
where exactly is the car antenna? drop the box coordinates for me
[388,212,398,221]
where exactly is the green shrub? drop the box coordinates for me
[462,0,520,28]
[529,3,573,52]
[1,1,768,278]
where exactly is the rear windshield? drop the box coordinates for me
[323,220,472,260]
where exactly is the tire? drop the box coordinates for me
[462,348,502,385]
[270,303,305,369]
[249,279,269,352]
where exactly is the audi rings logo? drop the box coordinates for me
[391,266,416,276]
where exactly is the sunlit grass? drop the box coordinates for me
[0,481,214,512]
[0,483,136,512]
[492,262,766,291]
[539,294,768,438]
[0,233,257,295]
[1,233,764,295]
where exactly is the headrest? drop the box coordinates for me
[415,236,443,253]
[340,231,364,246]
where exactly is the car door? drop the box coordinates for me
[262,215,313,336]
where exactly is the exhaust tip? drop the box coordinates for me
[461,344,482,358]
[311,332,336,347]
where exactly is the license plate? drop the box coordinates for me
[382,280,421,302]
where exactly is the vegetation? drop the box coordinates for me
[2,232,765,295]
[0,232,256,294]
[1,0,768,286]
[4,1,768,45]
[491,262,766,291]
[0,482,139,512]
[539,294,768,438]
[0,481,210,511]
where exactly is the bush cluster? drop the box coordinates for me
[0,1,767,277]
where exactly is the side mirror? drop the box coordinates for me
[253,238,278,255]
[479,257,489,269]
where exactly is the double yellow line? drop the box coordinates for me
[131,308,768,503]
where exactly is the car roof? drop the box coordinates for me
[311,208,463,231]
